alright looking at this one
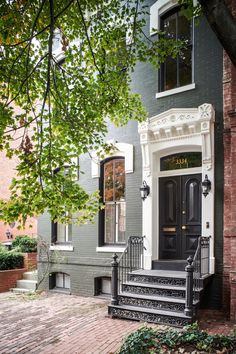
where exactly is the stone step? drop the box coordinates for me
[122,281,187,298]
[10,288,35,294]
[108,304,193,327]
[118,292,199,312]
[152,260,187,271]
[16,279,37,291]
[23,271,38,281]
[128,270,186,287]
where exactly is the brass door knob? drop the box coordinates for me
[181,225,187,230]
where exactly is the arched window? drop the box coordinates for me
[100,157,126,244]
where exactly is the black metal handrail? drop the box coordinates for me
[119,235,145,292]
[193,236,211,300]
[111,236,145,305]
[185,236,211,316]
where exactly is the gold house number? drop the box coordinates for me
[176,158,188,166]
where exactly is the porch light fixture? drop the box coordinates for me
[201,174,211,197]
[140,180,150,201]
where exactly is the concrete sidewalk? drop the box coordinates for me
[0,292,158,354]
[0,292,235,354]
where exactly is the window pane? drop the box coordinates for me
[104,160,114,201]
[178,12,191,42]
[163,13,176,39]
[66,224,72,242]
[179,48,192,86]
[115,159,125,201]
[57,223,66,243]
[64,274,70,289]
[56,273,64,288]
[57,222,72,243]
[165,57,177,90]
[117,202,126,243]
[105,204,115,243]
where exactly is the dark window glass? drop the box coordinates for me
[160,7,192,92]
[160,152,202,171]
[103,158,126,244]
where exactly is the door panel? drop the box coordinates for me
[181,174,201,259]
[165,180,178,223]
[159,174,201,260]
[159,176,180,259]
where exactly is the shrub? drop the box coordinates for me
[119,326,158,354]
[0,243,7,253]
[0,252,24,270]
[118,323,236,354]
[12,235,37,253]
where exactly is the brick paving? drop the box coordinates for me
[0,292,155,354]
[0,292,235,354]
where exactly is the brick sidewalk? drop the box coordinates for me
[0,292,235,354]
[0,292,161,354]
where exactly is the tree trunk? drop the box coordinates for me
[199,0,236,67]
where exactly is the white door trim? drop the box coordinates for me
[138,103,215,273]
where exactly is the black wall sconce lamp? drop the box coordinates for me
[5,230,13,239]
[140,180,150,201]
[201,174,211,197]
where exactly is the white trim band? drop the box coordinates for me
[50,244,74,251]
[96,246,125,253]
[156,84,196,99]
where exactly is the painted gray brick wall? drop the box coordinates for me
[38,3,223,307]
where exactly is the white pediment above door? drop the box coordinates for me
[138,103,215,175]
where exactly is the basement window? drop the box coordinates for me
[49,272,71,293]
[94,277,111,297]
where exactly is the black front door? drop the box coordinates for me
[159,174,202,260]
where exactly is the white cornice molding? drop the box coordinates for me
[138,103,215,174]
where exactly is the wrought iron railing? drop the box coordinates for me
[111,236,145,305]
[185,236,210,316]
[119,236,145,292]
[193,236,210,300]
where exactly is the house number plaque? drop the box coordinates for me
[160,152,202,171]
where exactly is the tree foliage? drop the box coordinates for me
[0,0,182,226]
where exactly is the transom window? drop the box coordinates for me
[103,158,126,244]
[160,152,202,171]
[159,7,192,92]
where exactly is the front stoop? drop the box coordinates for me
[10,270,38,293]
[108,269,201,327]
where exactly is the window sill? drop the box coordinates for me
[50,287,71,295]
[50,244,74,252]
[156,83,196,99]
[96,246,126,253]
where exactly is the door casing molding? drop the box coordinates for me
[138,103,215,273]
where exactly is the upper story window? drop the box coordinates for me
[159,7,192,92]
[102,157,126,245]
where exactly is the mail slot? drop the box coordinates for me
[162,227,176,232]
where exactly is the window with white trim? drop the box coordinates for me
[159,6,193,92]
[100,157,126,245]
[51,213,72,244]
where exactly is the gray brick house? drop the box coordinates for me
[38,0,224,325]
